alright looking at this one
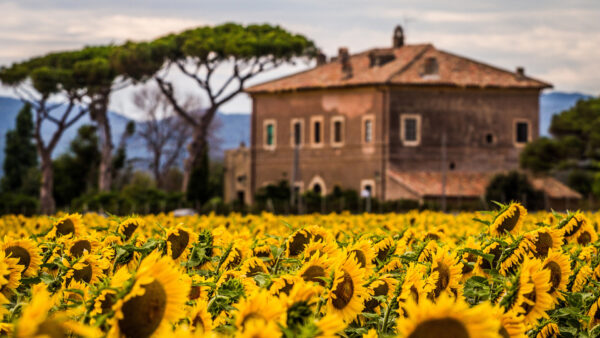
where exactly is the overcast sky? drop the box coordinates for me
[1,0,598,118]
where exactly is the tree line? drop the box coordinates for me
[0,23,316,214]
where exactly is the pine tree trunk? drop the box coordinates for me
[182,128,205,193]
[39,151,55,214]
[92,93,113,192]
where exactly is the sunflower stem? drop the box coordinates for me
[381,300,392,334]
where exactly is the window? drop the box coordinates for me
[263,119,276,150]
[309,176,327,195]
[331,116,345,147]
[310,116,324,148]
[514,120,530,145]
[290,118,304,147]
[485,133,494,144]
[314,121,321,144]
[401,114,421,146]
[423,57,439,76]
[365,120,372,143]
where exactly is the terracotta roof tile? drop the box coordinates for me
[386,170,581,199]
[246,44,551,93]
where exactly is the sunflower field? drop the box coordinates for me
[0,204,599,337]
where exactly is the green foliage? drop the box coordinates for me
[484,171,545,209]
[1,103,39,195]
[53,125,101,207]
[567,169,594,196]
[520,137,566,173]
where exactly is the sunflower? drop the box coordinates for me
[65,236,101,259]
[286,228,313,257]
[236,318,280,338]
[234,290,284,330]
[326,255,368,323]
[166,225,197,262]
[398,263,433,308]
[380,258,403,274]
[314,313,346,338]
[557,212,587,240]
[109,251,190,338]
[418,240,439,262]
[397,294,500,338]
[0,250,22,293]
[240,256,268,277]
[345,239,375,271]
[281,281,319,331]
[372,237,395,264]
[270,274,301,297]
[91,289,119,317]
[531,320,560,338]
[16,284,101,338]
[188,299,213,333]
[494,307,526,338]
[117,217,143,241]
[363,274,398,313]
[221,244,244,271]
[541,249,571,303]
[2,237,42,277]
[587,295,600,328]
[63,253,104,286]
[490,202,527,237]
[429,249,463,298]
[571,264,593,292]
[525,227,563,258]
[298,253,333,287]
[515,257,553,325]
[475,241,503,276]
[498,237,532,275]
[303,240,340,262]
[48,214,83,238]
[573,222,598,246]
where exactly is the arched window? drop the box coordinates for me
[308,176,327,196]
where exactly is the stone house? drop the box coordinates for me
[224,26,581,208]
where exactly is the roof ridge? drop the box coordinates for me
[435,49,552,88]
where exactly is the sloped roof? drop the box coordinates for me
[246,44,552,93]
[387,170,581,200]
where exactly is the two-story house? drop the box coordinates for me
[225,26,580,208]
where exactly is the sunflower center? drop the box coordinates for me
[288,231,311,257]
[167,230,190,259]
[497,207,520,234]
[410,285,420,303]
[595,307,600,321]
[499,326,511,338]
[544,261,562,294]
[254,248,271,258]
[349,249,367,268]
[5,246,31,272]
[99,292,116,314]
[189,285,201,300]
[246,263,266,277]
[301,265,326,286]
[35,319,68,338]
[276,279,295,295]
[121,222,138,240]
[332,272,354,309]
[521,289,537,315]
[70,240,91,258]
[577,231,592,245]
[364,281,389,312]
[533,232,553,258]
[433,263,450,297]
[72,262,93,283]
[408,318,469,338]
[118,280,167,338]
[480,245,502,270]
[55,219,75,237]
[375,244,391,263]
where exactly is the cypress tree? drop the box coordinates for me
[2,103,38,194]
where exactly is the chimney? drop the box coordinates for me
[393,25,405,48]
[316,50,327,66]
[516,66,525,80]
[338,47,352,78]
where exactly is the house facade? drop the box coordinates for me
[226,26,580,207]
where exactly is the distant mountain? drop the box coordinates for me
[0,91,591,176]
[0,96,250,176]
